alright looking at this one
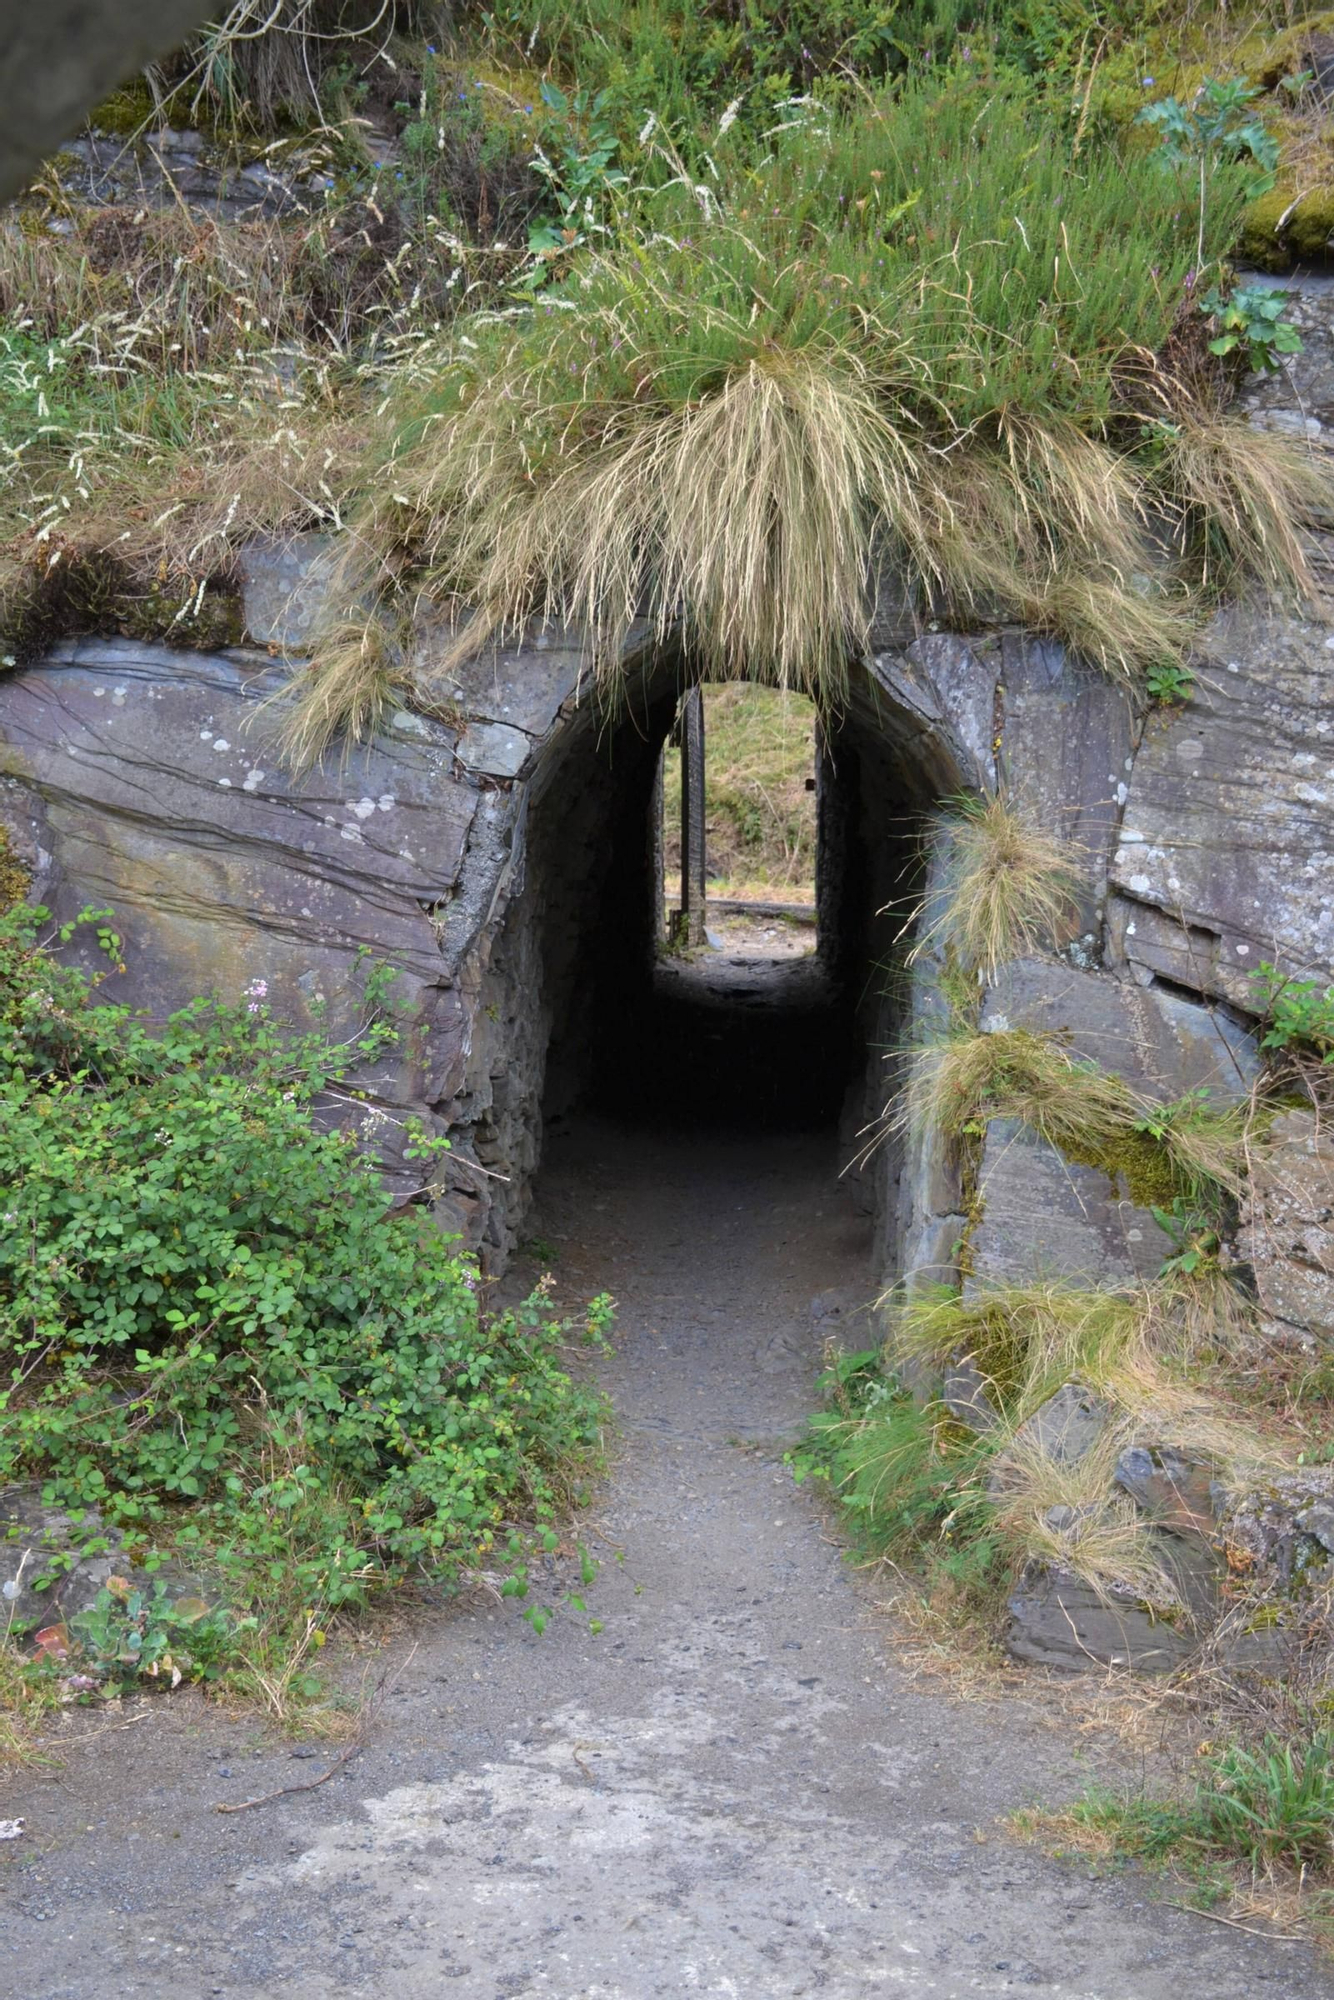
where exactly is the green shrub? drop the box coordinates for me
[0,905,609,1613]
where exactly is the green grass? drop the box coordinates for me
[796,1274,1275,1630]
[4,18,1329,755]
[1026,1730,1334,1945]
[661,683,817,893]
[282,53,1326,748]
[900,1028,1252,1208]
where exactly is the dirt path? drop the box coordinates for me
[3,1122,1331,1998]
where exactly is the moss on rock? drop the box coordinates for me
[0,826,30,912]
[1058,1125,1183,1212]
[1239,185,1334,270]
[1,547,247,666]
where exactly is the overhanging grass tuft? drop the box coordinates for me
[904,1028,1140,1157]
[276,62,1321,747]
[912,794,1084,981]
[898,1028,1252,1205]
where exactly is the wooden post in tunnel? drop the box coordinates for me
[679,686,707,948]
[651,748,667,945]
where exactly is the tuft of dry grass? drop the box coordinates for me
[273,612,406,767]
[901,1027,1140,1155]
[911,794,1083,981]
[884,1278,1274,1608]
[346,331,935,708]
[992,1426,1191,1612]
[1160,407,1334,603]
[897,1025,1253,1209]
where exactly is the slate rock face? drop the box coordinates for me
[1113,1446,1221,1534]
[1236,1108,1334,1347]
[995,632,1137,936]
[1108,604,1334,1004]
[962,960,1257,1291]
[1009,1383,1107,1466]
[1006,1567,1197,1674]
[0,638,481,1201]
[1221,1467,1334,1595]
[967,1118,1173,1288]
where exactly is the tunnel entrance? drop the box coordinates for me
[487,644,965,1274]
[613,680,838,1130]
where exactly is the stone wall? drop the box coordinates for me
[3,573,1333,1285]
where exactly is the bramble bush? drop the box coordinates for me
[0,905,610,1620]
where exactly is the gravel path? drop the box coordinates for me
[3,1121,1331,1998]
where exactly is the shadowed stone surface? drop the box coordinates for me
[998,633,1138,934]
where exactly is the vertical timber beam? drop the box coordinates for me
[651,748,668,946]
[680,687,707,949]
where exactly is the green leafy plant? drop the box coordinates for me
[1200,282,1303,376]
[1150,1196,1220,1280]
[525,80,628,274]
[1145,660,1195,705]
[1137,78,1279,197]
[0,904,611,1634]
[1137,77,1279,282]
[1252,962,1334,1062]
[64,1578,239,1692]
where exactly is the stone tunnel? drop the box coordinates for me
[2,531,1324,1314]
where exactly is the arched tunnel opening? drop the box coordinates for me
[490,648,963,1273]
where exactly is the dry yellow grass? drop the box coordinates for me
[911,794,1084,980]
[885,1279,1274,1608]
[900,1028,1141,1155]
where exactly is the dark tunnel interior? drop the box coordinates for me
[504,653,954,1168]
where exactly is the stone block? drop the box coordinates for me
[417,621,590,741]
[998,633,1138,933]
[457,721,533,779]
[1110,604,1334,1000]
[1006,1567,1196,1674]
[1013,1383,1107,1463]
[982,957,1259,1104]
[1114,1446,1220,1534]
[966,1118,1173,1288]
[1236,1108,1334,1345]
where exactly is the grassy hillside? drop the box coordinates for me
[0,0,1330,753]
[662,684,817,897]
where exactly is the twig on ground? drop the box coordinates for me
[215,1735,362,1814]
[213,1640,418,1814]
[1166,1901,1303,1942]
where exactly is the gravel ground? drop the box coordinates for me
[3,1121,1331,1999]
